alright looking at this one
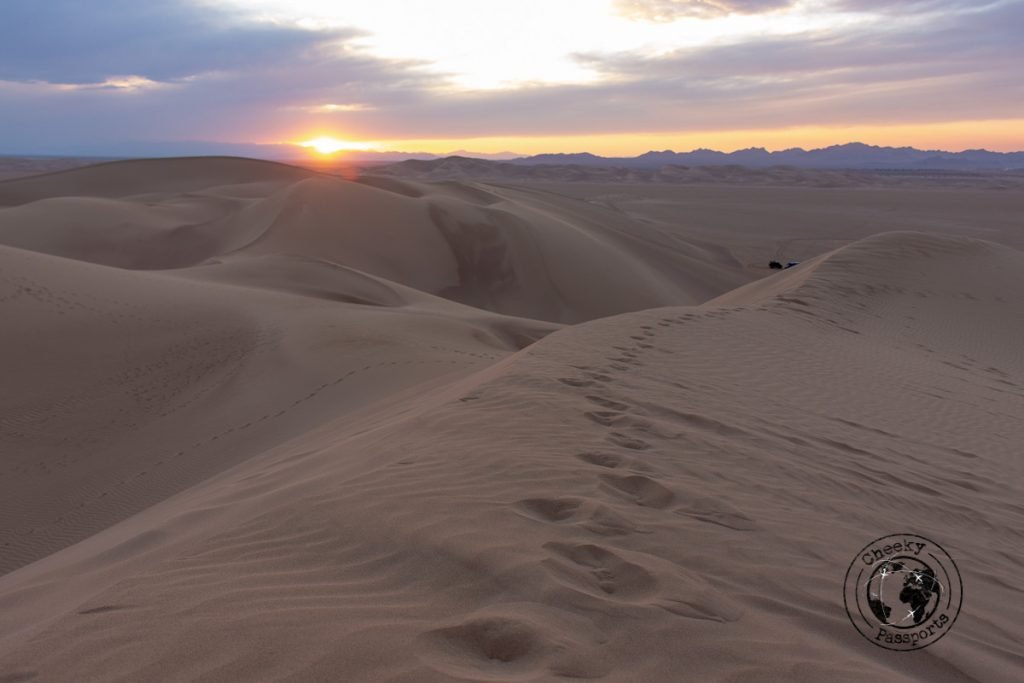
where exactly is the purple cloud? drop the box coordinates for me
[615,0,795,20]
[0,0,362,85]
[0,0,1020,154]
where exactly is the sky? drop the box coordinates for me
[0,0,1022,157]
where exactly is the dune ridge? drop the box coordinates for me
[0,158,748,322]
[1,159,1022,682]
[0,241,557,575]
[0,157,315,205]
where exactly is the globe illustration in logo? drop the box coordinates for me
[844,533,963,651]
[865,558,941,628]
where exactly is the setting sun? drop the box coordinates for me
[298,136,374,155]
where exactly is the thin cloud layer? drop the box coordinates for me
[0,0,1020,153]
[831,0,999,11]
[0,0,438,150]
[615,0,795,21]
[0,0,368,85]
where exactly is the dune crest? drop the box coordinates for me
[1,159,1022,682]
[0,158,747,322]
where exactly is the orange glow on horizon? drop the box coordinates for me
[297,136,377,155]
[282,119,1024,157]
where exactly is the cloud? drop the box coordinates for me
[377,0,1023,137]
[0,0,1020,153]
[830,0,999,12]
[0,0,362,85]
[614,0,1002,22]
[0,0,442,153]
[615,0,795,21]
[588,0,1023,81]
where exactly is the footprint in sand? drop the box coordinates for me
[585,395,629,411]
[514,494,642,537]
[606,432,651,450]
[580,505,645,536]
[514,497,584,523]
[418,616,553,678]
[575,451,624,469]
[542,542,658,600]
[584,411,625,427]
[600,473,675,508]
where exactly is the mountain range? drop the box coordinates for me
[4,141,1021,172]
[512,143,1024,171]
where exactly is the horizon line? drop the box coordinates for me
[4,140,1024,161]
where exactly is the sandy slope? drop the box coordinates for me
[0,157,313,205]
[0,242,556,576]
[537,181,1024,272]
[0,157,118,182]
[0,158,746,322]
[1,159,1022,682]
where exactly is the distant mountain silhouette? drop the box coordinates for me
[366,155,1024,188]
[9,141,1017,170]
[516,143,1024,171]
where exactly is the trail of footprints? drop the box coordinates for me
[518,319,755,621]
[438,315,754,676]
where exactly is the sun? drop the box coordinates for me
[298,136,374,155]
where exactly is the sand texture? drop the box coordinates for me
[1,158,1022,682]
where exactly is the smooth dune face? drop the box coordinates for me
[0,158,746,323]
[1,158,1022,682]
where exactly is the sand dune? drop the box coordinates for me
[0,241,555,576]
[1,159,1022,682]
[0,157,312,205]
[0,158,747,322]
[0,157,118,182]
